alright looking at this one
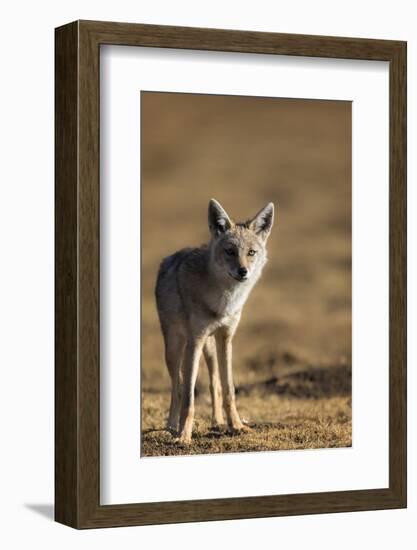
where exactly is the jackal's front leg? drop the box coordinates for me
[203,336,225,428]
[215,329,248,434]
[177,337,204,444]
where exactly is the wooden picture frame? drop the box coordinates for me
[55,20,407,528]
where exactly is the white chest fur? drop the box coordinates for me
[217,283,251,317]
[206,273,260,324]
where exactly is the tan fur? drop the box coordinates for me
[155,199,275,443]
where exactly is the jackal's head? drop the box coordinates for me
[208,198,275,283]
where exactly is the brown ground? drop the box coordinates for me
[141,92,352,457]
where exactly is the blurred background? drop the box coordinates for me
[141,92,352,456]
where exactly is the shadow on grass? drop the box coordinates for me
[237,363,351,399]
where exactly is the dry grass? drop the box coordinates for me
[141,92,352,457]
[142,394,351,457]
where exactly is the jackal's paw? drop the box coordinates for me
[227,424,252,436]
[175,432,192,446]
[210,423,227,433]
[166,424,179,436]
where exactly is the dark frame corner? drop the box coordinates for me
[55,20,407,529]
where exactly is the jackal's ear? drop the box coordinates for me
[249,202,275,241]
[208,199,233,237]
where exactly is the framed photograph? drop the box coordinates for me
[55,20,406,528]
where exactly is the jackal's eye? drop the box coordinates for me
[248,249,257,256]
[224,248,235,256]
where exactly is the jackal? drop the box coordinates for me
[155,199,275,444]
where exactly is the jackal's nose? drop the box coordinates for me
[238,267,248,278]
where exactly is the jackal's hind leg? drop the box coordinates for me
[163,328,185,433]
[203,336,225,428]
